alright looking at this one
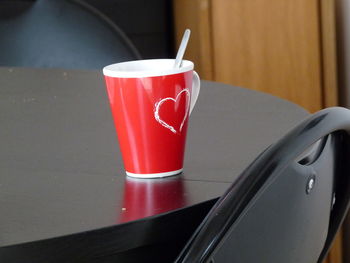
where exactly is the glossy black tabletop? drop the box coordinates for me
[0,67,308,261]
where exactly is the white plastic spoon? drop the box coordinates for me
[174,29,191,68]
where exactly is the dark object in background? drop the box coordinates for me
[0,0,141,69]
[176,107,350,263]
[84,0,175,59]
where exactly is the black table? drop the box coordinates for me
[0,67,308,262]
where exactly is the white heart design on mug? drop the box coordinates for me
[154,89,190,134]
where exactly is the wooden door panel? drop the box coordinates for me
[210,0,322,112]
[173,1,340,260]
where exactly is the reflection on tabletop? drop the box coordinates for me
[119,175,187,223]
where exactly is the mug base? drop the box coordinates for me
[126,169,183,179]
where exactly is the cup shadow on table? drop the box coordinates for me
[119,175,187,223]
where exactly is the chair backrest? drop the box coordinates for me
[0,0,141,69]
[176,107,350,263]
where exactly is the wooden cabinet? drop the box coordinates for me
[173,0,341,262]
[173,0,338,113]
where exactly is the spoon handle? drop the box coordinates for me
[174,29,191,68]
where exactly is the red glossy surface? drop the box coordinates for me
[119,176,186,222]
[105,71,193,174]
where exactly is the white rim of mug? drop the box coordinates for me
[125,168,183,178]
[103,59,194,78]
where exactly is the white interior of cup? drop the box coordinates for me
[103,59,194,78]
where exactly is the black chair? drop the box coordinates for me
[0,0,141,69]
[176,107,350,263]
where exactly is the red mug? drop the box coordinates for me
[103,59,200,178]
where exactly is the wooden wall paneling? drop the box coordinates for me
[173,0,213,80]
[320,0,339,107]
[173,1,341,262]
[325,231,343,263]
[210,0,323,113]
